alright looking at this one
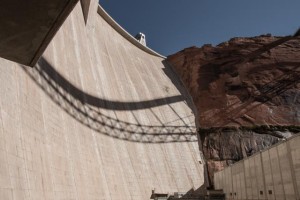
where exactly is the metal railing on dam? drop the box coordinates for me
[214,134,300,200]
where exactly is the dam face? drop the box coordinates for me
[0,1,204,199]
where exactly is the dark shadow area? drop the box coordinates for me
[167,185,207,200]
[21,57,198,143]
[0,0,79,66]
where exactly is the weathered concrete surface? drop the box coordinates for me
[0,1,204,200]
[214,134,300,200]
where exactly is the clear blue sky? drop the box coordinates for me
[99,0,299,56]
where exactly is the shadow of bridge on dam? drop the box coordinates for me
[21,57,198,143]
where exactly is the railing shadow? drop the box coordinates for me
[194,35,300,127]
[202,62,300,127]
[21,57,197,143]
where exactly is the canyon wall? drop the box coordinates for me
[167,35,300,185]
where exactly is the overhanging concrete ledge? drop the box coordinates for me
[0,0,79,67]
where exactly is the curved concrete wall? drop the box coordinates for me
[214,134,300,200]
[0,1,204,199]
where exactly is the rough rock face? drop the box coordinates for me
[167,35,300,186]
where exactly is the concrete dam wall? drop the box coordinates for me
[214,134,300,200]
[0,1,204,200]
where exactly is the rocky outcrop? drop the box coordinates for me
[200,126,300,185]
[167,35,300,186]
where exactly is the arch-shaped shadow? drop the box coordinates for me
[21,57,198,143]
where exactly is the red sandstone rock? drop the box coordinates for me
[168,35,300,128]
[167,35,300,186]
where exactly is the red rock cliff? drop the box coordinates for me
[167,35,300,186]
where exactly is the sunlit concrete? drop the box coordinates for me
[0,1,204,199]
[214,134,300,200]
